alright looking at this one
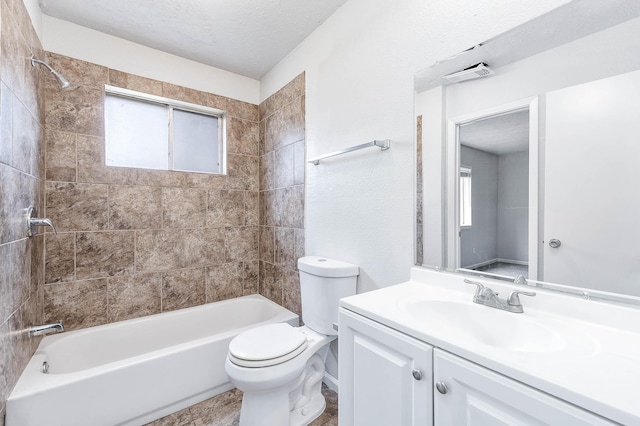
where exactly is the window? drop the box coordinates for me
[460,166,472,227]
[104,85,225,174]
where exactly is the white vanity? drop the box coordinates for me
[338,267,640,425]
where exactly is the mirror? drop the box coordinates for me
[415,0,640,301]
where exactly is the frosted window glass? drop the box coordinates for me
[173,109,219,173]
[105,95,169,170]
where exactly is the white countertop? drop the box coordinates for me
[340,267,640,425]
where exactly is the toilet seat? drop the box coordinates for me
[229,323,308,368]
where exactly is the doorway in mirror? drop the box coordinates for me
[457,110,530,280]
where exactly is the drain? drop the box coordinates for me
[41,361,49,374]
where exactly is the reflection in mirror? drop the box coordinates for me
[415,0,640,301]
[458,111,530,281]
[444,98,538,284]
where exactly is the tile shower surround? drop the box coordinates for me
[258,72,306,316]
[0,0,47,422]
[42,56,306,329]
[0,5,305,421]
[42,52,263,331]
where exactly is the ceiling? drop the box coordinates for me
[415,0,640,92]
[38,0,349,80]
[459,110,529,155]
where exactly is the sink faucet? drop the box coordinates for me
[464,279,535,313]
[29,321,64,337]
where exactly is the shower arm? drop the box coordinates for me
[30,57,71,89]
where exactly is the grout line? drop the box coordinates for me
[75,133,78,184]
[73,231,77,283]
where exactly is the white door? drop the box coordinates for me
[339,309,433,426]
[434,349,614,425]
[543,69,640,295]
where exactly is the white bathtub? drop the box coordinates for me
[6,294,298,426]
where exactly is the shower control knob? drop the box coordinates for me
[411,369,423,381]
[549,239,562,248]
[435,381,448,394]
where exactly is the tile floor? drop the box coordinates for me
[145,384,338,426]
[471,261,528,278]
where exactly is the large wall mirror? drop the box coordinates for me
[415,0,640,301]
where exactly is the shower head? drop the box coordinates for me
[30,58,71,89]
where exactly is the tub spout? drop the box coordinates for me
[29,217,57,234]
[25,206,57,237]
[29,321,64,337]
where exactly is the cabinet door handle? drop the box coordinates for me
[411,369,423,380]
[435,381,448,394]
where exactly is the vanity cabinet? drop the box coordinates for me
[340,308,616,426]
[434,349,614,425]
[339,309,433,426]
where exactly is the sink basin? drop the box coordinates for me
[398,299,567,353]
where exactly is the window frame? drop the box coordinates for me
[104,84,227,174]
[459,165,472,228]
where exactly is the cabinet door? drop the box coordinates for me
[433,349,615,425]
[339,308,433,426]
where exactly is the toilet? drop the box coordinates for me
[225,256,359,426]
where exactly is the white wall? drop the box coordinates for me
[262,0,570,292]
[41,16,260,104]
[497,151,529,262]
[460,146,498,268]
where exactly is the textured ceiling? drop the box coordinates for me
[460,110,530,156]
[38,0,349,79]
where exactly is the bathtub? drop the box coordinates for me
[6,294,298,426]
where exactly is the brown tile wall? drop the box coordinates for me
[42,53,261,331]
[0,0,47,422]
[258,73,306,316]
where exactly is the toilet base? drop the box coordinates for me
[237,354,328,426]
[239,389,291,426]
[239,388,326,426]
[290,392,326,426]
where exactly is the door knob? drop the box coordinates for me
[435,381,448,394]
[548,239,561,248]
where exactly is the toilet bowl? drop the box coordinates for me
[225,256,359,426]
[225,324,333,425]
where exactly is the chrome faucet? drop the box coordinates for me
[464,279,535,313]
[29,321,64,337]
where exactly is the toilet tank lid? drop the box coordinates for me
[298,256,359,278]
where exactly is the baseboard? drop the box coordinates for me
[496,258,528,266]
[465,258,528,270]
[323,372,339,393]
[463,258,498,270]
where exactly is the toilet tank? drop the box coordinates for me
[298,256,359,335]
